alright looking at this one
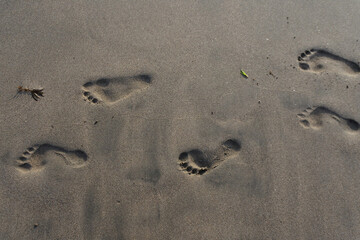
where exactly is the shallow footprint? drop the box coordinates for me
[297,106,359,133]
[16,144,88,172]
[297,49,360,76]
[82,74,152,104]
[178,139,241,176]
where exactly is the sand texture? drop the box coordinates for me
[1,1,360,239]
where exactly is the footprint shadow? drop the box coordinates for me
[297,106,359,133]
[16,144,88,172]
[178,139,241,176]
[82,74,152,105]
[298,49,360,76]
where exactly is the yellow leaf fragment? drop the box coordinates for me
[240,70,248,78]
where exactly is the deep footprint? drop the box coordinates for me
[297,49,360,76]
[16,144,88,172]
[82,74,152,104]
[178,139,241,176]
[297,106,359,133]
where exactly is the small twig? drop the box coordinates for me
[17,86,44,101]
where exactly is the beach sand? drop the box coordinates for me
[1,1,360,239]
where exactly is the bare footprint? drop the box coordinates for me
[297,49,360,76]
[16,144,88,172]
[297,106,360,133]
[178,139,241,176]
[82,74,152,104]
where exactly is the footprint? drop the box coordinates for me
[297,49,360,76]
[297,106,359,133]
[178,139,241,176]
[82,74,152,104]
[16,144,88,172]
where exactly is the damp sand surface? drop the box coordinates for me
[1,1,360,239]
